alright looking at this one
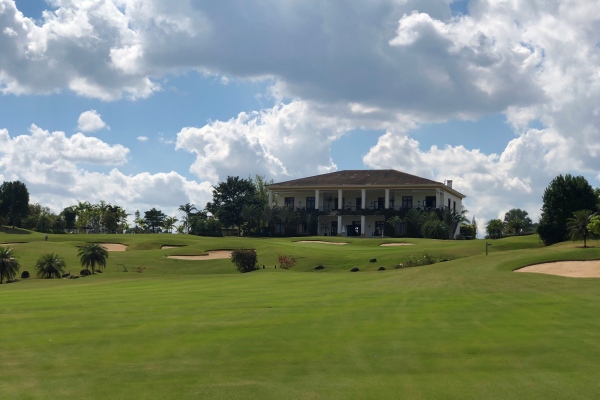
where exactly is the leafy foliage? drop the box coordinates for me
[78,243,109,274]
[230,249,258,273]
[538,174,597,246]
[486,219,504,239]
[0,246,20,284]
[144,208,166,233]
[503,208,533,235]
[566,210,595,247]
[278,255,297,270]
[35,253,66,279]
[0,180,30,228]
[207,176,258,234]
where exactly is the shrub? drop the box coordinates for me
[314,265,324,270]
[20,271,30,279]
[80,269,91,276]
[378,267,386,271]
[350,267,359,272]
[231,249,258,273]
[278,255,297,270]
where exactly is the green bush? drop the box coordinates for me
[231,249,258,273]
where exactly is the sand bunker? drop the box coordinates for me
[380,243,414,247]
[100,243,128,252]
[161,245,184,250]
[516,260,600,278]
[167,250,233,260]
[296,240,348,245]
[0,243,23,246]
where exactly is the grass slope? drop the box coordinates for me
[1,230,600,399]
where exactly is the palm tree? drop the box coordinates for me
[78,243,109,274]
[485,219,505,239]
[178,203,197,234]
[387,215,403,236]
[35,253,66,279]
[0,246,20,284]
[163,216,179,233]
[566,209,595,248]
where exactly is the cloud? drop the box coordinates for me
[137,135,149,142]
[0,124,212,216]
[77,110,108,132]
[176,101,350,183]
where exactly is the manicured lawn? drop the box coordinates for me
[1,230,600,399]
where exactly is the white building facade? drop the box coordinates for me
[267,170,466,238]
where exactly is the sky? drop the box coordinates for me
[1,0,600,233]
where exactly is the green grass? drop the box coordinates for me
[1,231,600,399]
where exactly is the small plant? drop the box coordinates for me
[135,266,146,273]
[231,249,258,273]
[350,267,359,272]
[278,255,297,270]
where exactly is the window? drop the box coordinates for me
[402,196,413,209]
[375,221,386,235]
[377,197,385,210]
[297,221,307,234]
[425,196,436,208]
[355,197,362,210]
[284,197,294,208]
[453,201,456,212]
[306,197,315,210]
[448,199,451,209]
[275,221,285,234]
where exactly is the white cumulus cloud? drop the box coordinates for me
[77,110,108,132]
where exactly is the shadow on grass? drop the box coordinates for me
[0,226,32,235]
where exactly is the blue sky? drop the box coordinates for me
[1,0,600,230]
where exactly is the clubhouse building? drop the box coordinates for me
[267,169,466,237]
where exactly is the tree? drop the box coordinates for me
[206,176,258,235]
[78,243,109,274]
[0,246,20,284]
[587,215,600,237]
[387,215,404,236]
[419,211,448,239]
[178,203,197,234]
[0,181,30,228]
[566,210,595,248]
[486,219,504,239]
[538,175,597,246]
[163,216,179,233]
[144,208,166,233]
[35,253,66,279]
[503,208,532,235]
[61,206,77,231]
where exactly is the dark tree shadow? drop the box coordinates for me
[0,226,32,235]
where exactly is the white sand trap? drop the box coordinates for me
[161,245,184,249]
[516,260,600,278]
[380,243,414,247]
[167,250,233,260]
[100,243,128,252]
[296,241,348,245]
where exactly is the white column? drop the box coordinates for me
[268,191,273,207]
[361,215,366,236]
[315,189,320,210]
[385,189,390,209]
[361,189,366,210]
[338,189,343,209]
[337,215,343,236]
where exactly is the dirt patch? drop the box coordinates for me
[516,260,600,278]
[380,243,414,247]
[100,243,128,252]
[0,243,23,246]
[161,245,185,250]
[296,241,348,245]
[167,250,233,260]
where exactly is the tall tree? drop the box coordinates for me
[0,246,20,284]
[503,208,532,235]
[178,203,197,233]
[35,253,66,279]
[538,175,597,246]
[206,176,258,235]
[163,216,179,233]
[78,243,109,274]
[61,206,77,231]
[144,208,166,233]
[0,181,30,228]
[566,210,595,248]
[486,219,505,239]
